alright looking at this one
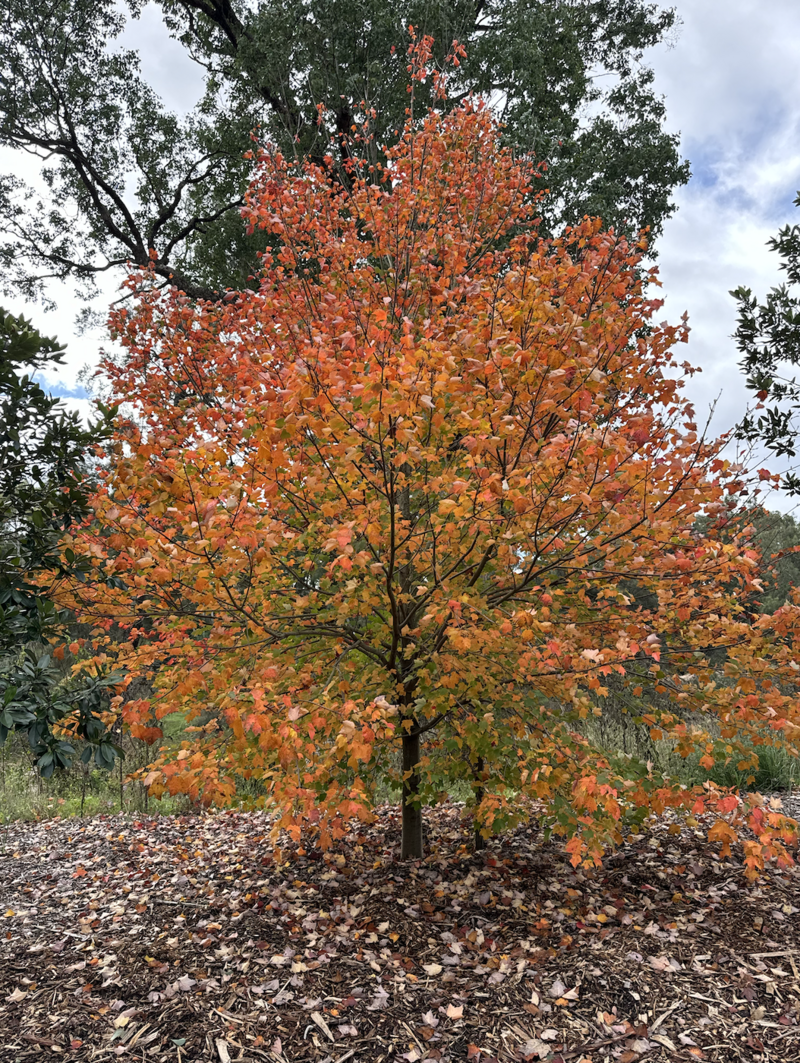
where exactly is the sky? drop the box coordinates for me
[4,0,800,504]
[648,0,800,495]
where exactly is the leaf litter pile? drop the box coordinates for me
[2,803,800,1062]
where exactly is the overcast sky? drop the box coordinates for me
[6,0,800,503]
[650,0,800,500]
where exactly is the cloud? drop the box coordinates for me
[647,0,800,506]
[654,0,800,148]
[116,3,204,116]
[43,381,90,401]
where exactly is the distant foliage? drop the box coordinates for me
[0,309,122,774]
[749,508,800,614]
[733,190,800,491]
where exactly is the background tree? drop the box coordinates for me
[58,56,800,872]
[749,508,800,613]
[0,0,689,310]
[691,503,800,617]
[0,308,121,774]
[733,190,800,492]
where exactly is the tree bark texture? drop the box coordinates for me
[473,754,486,851]
[401,730,423,859]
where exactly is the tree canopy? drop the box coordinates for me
[0,0,689,309]
[0,309,99,646]
[56,51,800,872]
[744,507,800,615]
[0,308,120,773]
[733,190,800,492]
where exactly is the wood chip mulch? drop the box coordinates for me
[1,801,799,1062]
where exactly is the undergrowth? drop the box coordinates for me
[1,694,797,827]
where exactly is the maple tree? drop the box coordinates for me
[55,39,800,870]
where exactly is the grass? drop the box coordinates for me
[0,727,192,824]
[1,691,798,828]
[0,754,193,823]
[693,742,800,792]
[579,699,800,793]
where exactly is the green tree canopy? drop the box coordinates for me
[696,504,800,617]
[0,0,689,308]
[749,508,800,615]
[0,308,121,774]
[733,190,800,492]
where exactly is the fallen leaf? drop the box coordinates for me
[310,1011,334,1041]
[520,1038,550,1060]
[653,1033,678,1050]
[648,955,671,972]
[367,985,390,1011]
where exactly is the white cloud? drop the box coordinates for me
[653,0,800,147]
[648,0,800,506]
[117,3,204,116]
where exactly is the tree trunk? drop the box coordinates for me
[401,731,423,859]
[473,754,486,851]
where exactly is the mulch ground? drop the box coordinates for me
[1,802,799,1063]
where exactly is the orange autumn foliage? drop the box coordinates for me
[58,40,800,872]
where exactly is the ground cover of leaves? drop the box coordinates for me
[1,804,799,1063]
